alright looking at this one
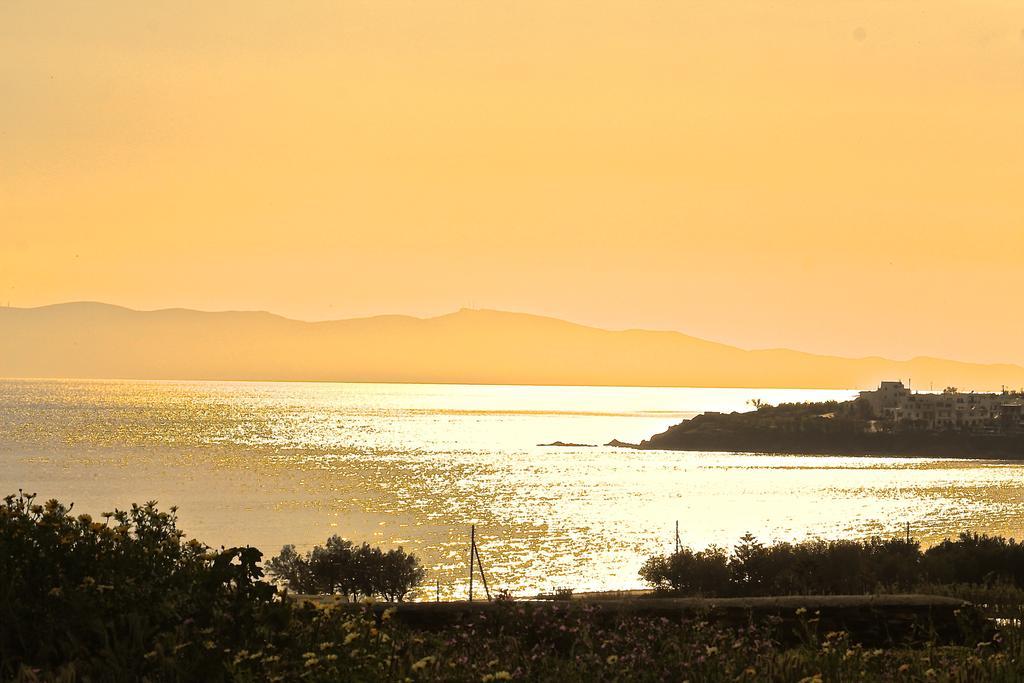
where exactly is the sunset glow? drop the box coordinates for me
[3,2,1023,363]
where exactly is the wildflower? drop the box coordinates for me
[482,676,494,683]
[344,632,359,645]
[302,652,318,659]
[48,587,62,597]
[494,673,512,681]
[743,667,756,677]
[382,607,397,622]
[326,654,338,662]
[925,670,936,679]
[412,656,436,672]
[705,646,718,656]
[898,664,910,673]
[606,655,619,665]
[795,607,808,616]
[319,642,333,651]
[304,657,319,668]
[203,640,215,650]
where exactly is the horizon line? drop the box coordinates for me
[5,299,1024,372]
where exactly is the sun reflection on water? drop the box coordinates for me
[3,379,1024,599]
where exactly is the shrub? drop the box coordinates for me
[923,532,1024,587]
[267,536,425,601]
[639,532,1024,597]
[640,546,730,595]
[0,491,279,680]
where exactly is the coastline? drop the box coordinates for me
[629,431,1024,459]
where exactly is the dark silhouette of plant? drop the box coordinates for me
[264,543,317,592]
[638,531,1024,598]
[379,547,427,602]
[267,536,425,601]
[923,532,1024,587]
[0,490,279,680]
[640,546,729,595]
[6,489,1024,680]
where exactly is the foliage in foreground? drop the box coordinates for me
[641,532,1024,597]
[8,595,1024,682]
[0,490,283,680]
[5,490,1024,682]
[209,600,1023,683]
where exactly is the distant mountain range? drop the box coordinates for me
[2,302,1023,391]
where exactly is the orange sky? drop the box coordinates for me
[2,2,1023,365]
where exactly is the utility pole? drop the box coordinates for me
[468,524,491,602]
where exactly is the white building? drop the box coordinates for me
[858,381,1024,432]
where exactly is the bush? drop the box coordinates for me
[640,546,730,595]
[0,491,280,680]
[640,531,1024,597]
[267,535,425,601]
[923,532,1024,587]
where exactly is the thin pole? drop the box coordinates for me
[675,520,680,554]
[436,579,440,603]
[469,524,475,602]
[474,543,492,601]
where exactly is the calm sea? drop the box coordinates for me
[3,379,1023,598]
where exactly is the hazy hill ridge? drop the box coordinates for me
[2,302,1023,391]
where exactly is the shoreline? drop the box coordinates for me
[542,434,1024,459]
[630,431,1024,459]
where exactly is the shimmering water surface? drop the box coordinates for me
[3,379,1024,599]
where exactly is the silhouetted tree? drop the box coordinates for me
[265,544,316,593]
[640,546,730,595]
[268,536,425,601]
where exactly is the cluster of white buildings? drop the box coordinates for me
[858,381,1024,433]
